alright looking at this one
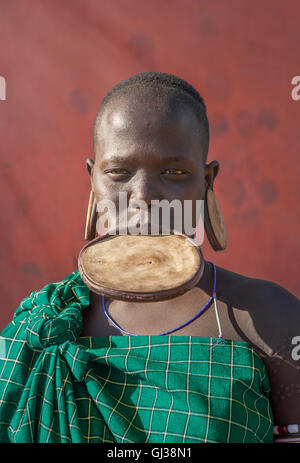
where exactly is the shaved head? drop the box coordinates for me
[93,72,209,164]
[95,87,208,166]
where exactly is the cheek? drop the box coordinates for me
[92,170,120,203]
[180,181,206,227]
[178,176,205,200]
[92,175,128,222]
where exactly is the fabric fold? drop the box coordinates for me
[13,270,90,350]
[8,342,90,443]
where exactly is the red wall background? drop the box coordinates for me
[0,0,299,328]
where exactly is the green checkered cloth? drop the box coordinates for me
[0,270,273,443]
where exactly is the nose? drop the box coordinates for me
[129,170,160,211]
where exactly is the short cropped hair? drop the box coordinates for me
[93,71,210,162]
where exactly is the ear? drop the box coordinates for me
[86,158,95,177]
[204,161,220,189]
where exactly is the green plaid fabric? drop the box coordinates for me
[0,270,273,443]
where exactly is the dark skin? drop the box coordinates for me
[81,87,300,427]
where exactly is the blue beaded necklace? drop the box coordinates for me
[101,261,223,338]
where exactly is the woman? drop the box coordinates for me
[0,72,299,443]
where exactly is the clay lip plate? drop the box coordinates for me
[78,233,204,302]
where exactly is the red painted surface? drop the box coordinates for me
[0,0,299,328]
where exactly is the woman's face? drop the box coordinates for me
[90,89,219,238]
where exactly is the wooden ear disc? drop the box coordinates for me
[204,187,227,251]
[78,233,205,302]
[84,190,98,241]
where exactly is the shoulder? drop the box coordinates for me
[226,270,300,350]
[218,266,300,425]
[0,269,91,441]
[217,265,300,334]
[0,269,90,348]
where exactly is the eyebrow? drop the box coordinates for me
[101,155,196,166]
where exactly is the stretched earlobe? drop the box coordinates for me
[85,158,98,240]
[84,189,98,241]
[204,187,227,251]
[205,161,220,189]
[86,158,95,177]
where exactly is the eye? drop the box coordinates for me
[164,169,185,174]
[106,169,129,175]
[162,169,189,178]
[104,169,132,182]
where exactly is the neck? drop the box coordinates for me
[195,259,214,294]
[105,258,214,312]
[102,258,217,336]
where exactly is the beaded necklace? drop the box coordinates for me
[101,261,223,338]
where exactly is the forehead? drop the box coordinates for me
[95,89,206,161]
